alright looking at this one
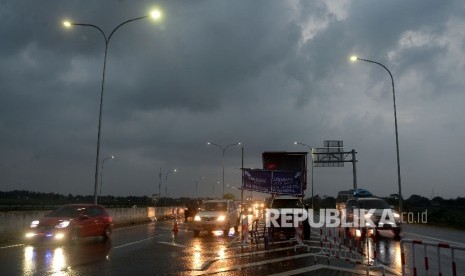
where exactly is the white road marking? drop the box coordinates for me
[403,232,465,246]
[192,252,329,275]
[0,244,23,249]
[195,244,322,271]
[113,236,157,249]
[267,264,369,276]
[157,241,189,248]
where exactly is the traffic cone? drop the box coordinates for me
[172,220,179,233]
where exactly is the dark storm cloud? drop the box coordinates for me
[346,0,463,99]
[348,0,450,52]
[1,0,465,198]
[105,1,303,115]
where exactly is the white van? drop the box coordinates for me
[192,199,240,236]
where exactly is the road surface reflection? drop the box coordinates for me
[22,239,111,275]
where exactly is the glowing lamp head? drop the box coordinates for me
[63,21,72,28]
[150,9,162,20]
[350,55,358,62]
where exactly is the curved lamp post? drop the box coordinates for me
[63,9,162,204]
[294,142,314,209]
[207,142,241,198]
[350,55,403,214]
[99,155,115,203]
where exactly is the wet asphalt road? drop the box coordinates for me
[1,215,465,275]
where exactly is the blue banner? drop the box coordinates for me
[243,169,272,193]
[242,169,303,195]
[271,171,303,195]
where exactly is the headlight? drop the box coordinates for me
[55,233,65,240]
[30,220,39,228]
[217,215,226,221]
[55,220,70,228]
[194,215,201,221]
[393,212,400,218]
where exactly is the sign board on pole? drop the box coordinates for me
[313,147,345,167]
[324,140,343,148]
[313,140,345,167]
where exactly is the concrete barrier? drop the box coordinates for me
[110,207,152,226]
[110,206,185,225]
[0,206,184,244]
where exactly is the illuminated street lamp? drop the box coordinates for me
[63,9,163,204]
[99,155,115,203]
[294,142,314,209]
[207,142,242,198]
[350,55,403,214]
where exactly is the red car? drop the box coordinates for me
[25,204,113,243]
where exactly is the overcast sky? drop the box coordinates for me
[1,0,464,199]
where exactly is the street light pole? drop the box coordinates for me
[158,168,162,204]
[99,155,115,203]
[294,142,314,209]
[207,142,241,198]
[63,10,162,204]
[164,168,177,197]
[350,56,403,214]
[212,180,220,198]
[195,176,205,198]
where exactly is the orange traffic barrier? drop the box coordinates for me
[172,220,179,233]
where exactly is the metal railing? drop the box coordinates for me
[401,239,465,276]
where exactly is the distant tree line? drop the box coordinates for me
[394,194,465,229]
[306,194,465,229]
[0,190,194,211]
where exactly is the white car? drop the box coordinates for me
[345,197,402,238]
[192,200,240,236]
